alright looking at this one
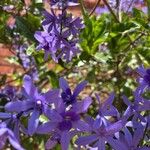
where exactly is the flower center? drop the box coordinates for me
[35,100,42,110]
[61,88,75,105]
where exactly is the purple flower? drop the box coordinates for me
[76,116,128,150]
[34,2,83,62]
[0,123,24,150]
[122,89,150,123]
[75,92,133,149]
[0,112,27,141]
[34,30,54,60]
[42,10,58,33]
[37,97,91,150]
[136,65,150,93]
[113,121,149,150]
[59,77,88,105]
[96,93,119,118]
[0,85,17,101]
[5,75,60,135]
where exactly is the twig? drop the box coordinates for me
[119,31,146,66]
[102,0,135,45]
[79,0,87,18]
[89,0,101,16]
[122,32,145,53]
[126,0,135,13]
[102,0,120,23]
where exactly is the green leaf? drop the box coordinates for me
[26,44,35,55]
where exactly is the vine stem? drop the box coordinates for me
[102,0,135,47]
[89,0,101,16]
[78,0,87,18]
[102,0,120,23]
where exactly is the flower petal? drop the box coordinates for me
[36,122,57,134]
[8,130,24,150]
[107,137,127,150]
[34,31,45,43]
[73,80,87,98]
[0,112,11,119]
[28,110,40,136]
[59,77,69,91]
[102,92,115,108]
[105,119,126,136]
[23,75,38,99]
[97,138,105,150]
[73,120,91,132]
[72,97,92,113]
[76,134,99,146]
[44,89,60,104]
[60,131,70,150]
[5,101,34,112]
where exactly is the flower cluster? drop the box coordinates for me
[0,65,149,149]
[15,44,39,80]
[34,1,83,62]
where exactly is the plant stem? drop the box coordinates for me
[102,0,134,45]
[89,0,101,16]
[79,0,87,18]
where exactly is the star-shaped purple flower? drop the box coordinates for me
[5,75,60,136]
[59,77,88,105]
[36,96,92,150]
[0,122,24,150]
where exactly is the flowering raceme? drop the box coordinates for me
[34,1,83,62]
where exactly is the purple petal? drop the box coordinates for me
[34,31,45,43]
[97,138,105,150]
[45,138,57,149]
[136,65,146,77]
[133,124,145,147]
[8,130,24,150]
[14,121,20,142]
[28,110,40,136]
[73,120,90,132]
[137,147,150,150]
[93,117,103,129]
[59,77,69,91]
[103,106,119,117]
[72,97,92,113]
[84,115,95,126]
[105,119,126,136]
[36,122,57,134]
[0,112,11,119]
[60,131,70,150]
[122,95,132,106]
[95,93,101,104]
[102,92,115,109]
[23,75,38,99]
[124,127,132,146]
[8,137,24,150]
[44,89,60,104]
[5,101,34,112]
[45,109,62,121]
[0,128,8,136]
[73,80,87,98]
[76,134,99,146]
[107,137,127,150]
